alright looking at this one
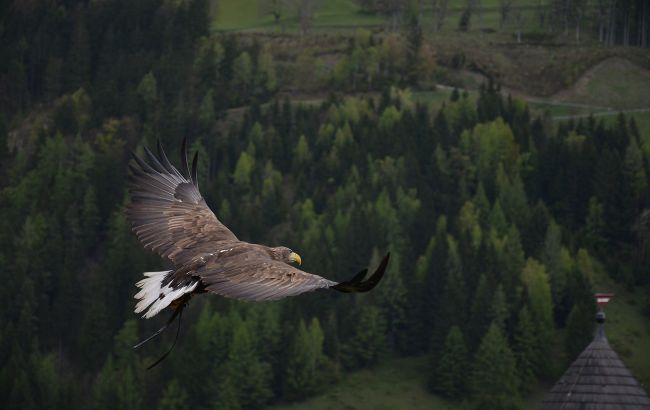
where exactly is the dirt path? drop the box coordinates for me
[436,82,650,121]
[551,108,650,121]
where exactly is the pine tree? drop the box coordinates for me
[542,220,566,313]
[226,321,272,408]
[623,135,648,218]
[565,302,595,361]
[158,379,190,410]
[374,249,408,352]
[467,273,493,352]
[470,323,521,410]
[342,305,387,369]
[65,9,91,91]
[91,320,143,410]
[513,306,537,393]
[209,373,240,410]
[431,325,468,399]
[233,151,255,189]
[584,197,606,254]
[499,224,525,303]
[490,284,508,330]
[284,318,325,400]
[521,258,554,378]
[432,236,467,352]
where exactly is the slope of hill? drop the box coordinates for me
[271,356,550,410]
[272,357,455,410]
[552,57,650,110]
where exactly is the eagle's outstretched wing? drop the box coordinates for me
[126,138,237,266]
[191,247,390,302]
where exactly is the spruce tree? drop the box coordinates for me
[521,258,554,377]
[226,321,272,408]
[431,325,468,399]
[284,318,325,400]
[565,302,595,361]
[342,305,387,369]
[542,221,566,313]
[513,306,537,393]
[470,323,521,410]
[467,273,493,352]
[432,236,466,353]
[158,379,190,410]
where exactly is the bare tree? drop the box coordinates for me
[608,0,617,45]
[259,0,287,29]
[472,0,483,32]
[298,0,317,36]
[536,0,547,29]
[458,0,479,32]
[594,0,611,43]
[499,0,513,28]
[642,0,648,47]
[379,0,407,32]
[513,7,525,42]
[633,210,650,266]
[570,0,587,43]
[432,0,449,31]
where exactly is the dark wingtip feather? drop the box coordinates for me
[191,151,199,187]
[157,139,184,178]
[131,151,156,174]
[332,253,390,294]
[363,252,390,290]
[180,137,190,179]
[144,146,166,173]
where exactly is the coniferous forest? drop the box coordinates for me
[1,1,649,409]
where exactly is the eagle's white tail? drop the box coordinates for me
[134,271,198,319]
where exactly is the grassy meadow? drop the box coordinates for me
[212,0,542,33]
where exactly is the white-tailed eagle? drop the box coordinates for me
[125,138,389,366]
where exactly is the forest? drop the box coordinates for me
[0,0,649,409]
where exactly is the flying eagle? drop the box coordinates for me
[126,139,389,365]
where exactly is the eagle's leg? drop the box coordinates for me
[133,306,181,349]
[144,306,184,370]
[134,295,191,369]
[133,294,192,350]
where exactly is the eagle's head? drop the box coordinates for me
[271,246,302,266]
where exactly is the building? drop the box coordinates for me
[538,301,650,409]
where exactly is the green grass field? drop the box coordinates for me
[590,263,650,389]
[270,355,549,410]
[212,0,541,33]
[553,57,650,110]
[272,357,456,410]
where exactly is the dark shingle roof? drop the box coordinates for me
[538,325,650,409]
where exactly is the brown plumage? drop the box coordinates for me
[126,138,389,320]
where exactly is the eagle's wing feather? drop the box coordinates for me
[198,255,337,302]
[126,139,237,265]
[196,251,390,302]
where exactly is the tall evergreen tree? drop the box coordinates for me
[226,321,273,409]
[512,306,537,393]
[342,305,387,369]
[470,323,521,410]
[431,325,468,399]
[284,318,326,400]
[521,258,554,377]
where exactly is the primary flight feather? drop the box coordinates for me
[126,138,390,320]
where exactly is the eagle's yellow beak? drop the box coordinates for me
[289,252,302,266]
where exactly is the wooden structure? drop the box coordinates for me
[538,295,650,409]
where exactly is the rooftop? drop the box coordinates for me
[538,311,650,409]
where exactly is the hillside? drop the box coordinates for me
[1,1,649,410]
[552,57,650,110]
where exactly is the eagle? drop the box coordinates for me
[126,138,389,366]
